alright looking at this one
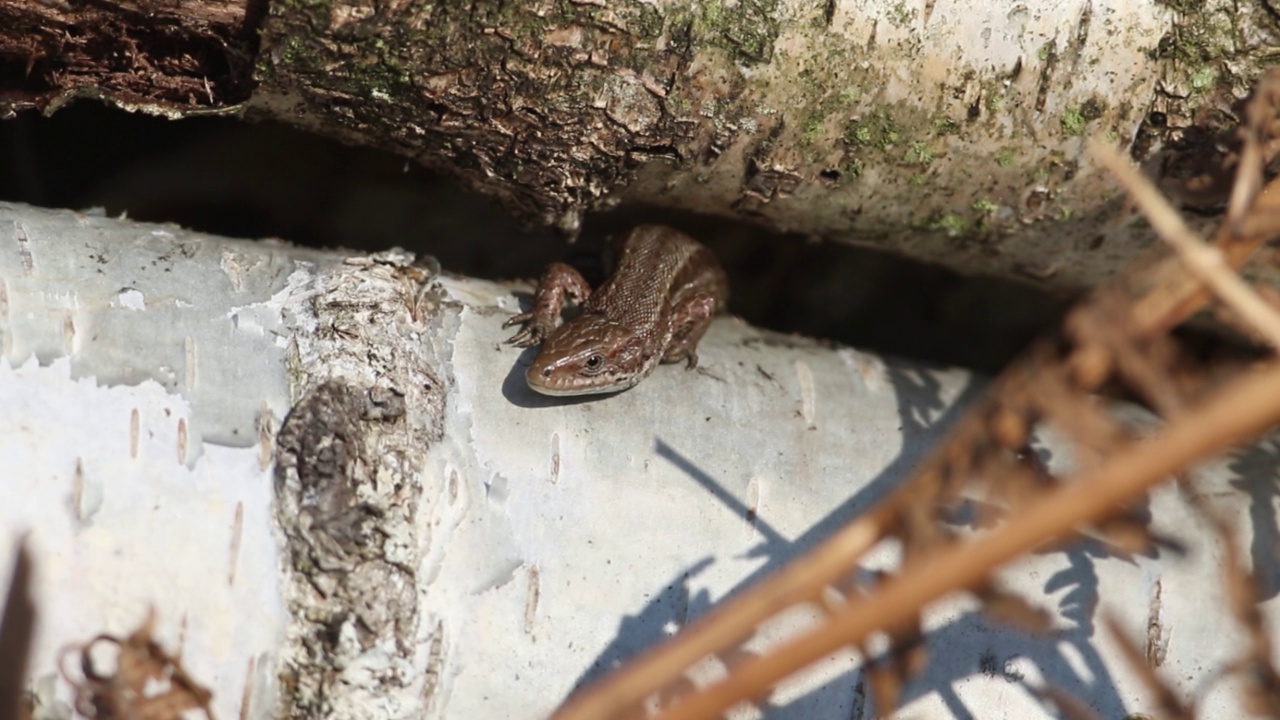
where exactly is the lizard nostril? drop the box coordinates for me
[541,367,553,378]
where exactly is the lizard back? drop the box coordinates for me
[586,225,729,338]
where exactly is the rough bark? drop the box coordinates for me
[2,0,1277,291]
[0,0,260,111]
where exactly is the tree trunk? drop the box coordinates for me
[2,0,1271,292]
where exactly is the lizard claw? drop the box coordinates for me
[503,312,553,347]
[501,312,530,330]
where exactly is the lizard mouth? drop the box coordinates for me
[524,365,639,396]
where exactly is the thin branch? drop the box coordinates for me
[649,362,1280,720]
[1091,140,1280,350]
[549,503,894,720]
[1225,69,1280,227]
[550,71,1280,720]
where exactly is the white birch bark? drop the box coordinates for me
[0,201,1276,720]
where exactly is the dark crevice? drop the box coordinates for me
[0,101,1068,374]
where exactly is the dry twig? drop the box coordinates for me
[1092,141,1280,350]
[555,365,1280,720]
[60,609,216,720]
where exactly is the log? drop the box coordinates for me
[0,200,1274,719]
[1,1,1267,291]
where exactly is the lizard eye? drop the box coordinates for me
[582,354,605,374]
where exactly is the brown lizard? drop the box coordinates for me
[504,225,730,396]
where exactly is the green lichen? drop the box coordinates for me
[903,141,933,165]
[278,36,309,67]
[887,1,917,28]
[932,114,960,136]
[479,1,551,33]
[972,199,998,214]
[273,0,332,15]
[689,0,781,65]
[910,173,928,186]
[995,148,1015,167]
[1150,1,1236,65]
[844,111,902,151]
[1056,97,1107,137]
[1141,0,1266,151]
[931,213,970,236]
[338,38,417,100]
[1061,107,1087,136]
[1037,40,1056,62]
[1191,66,1217,90]
[840,87,863,104]
[795,60,868,152]
[623,2,665,39]
[801,116,825,147]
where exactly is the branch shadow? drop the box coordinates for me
[564,361,1152,717]
[878,542,1123,719]
[1226,436,1280,601]
[0,540,34,720]
[567,557,717,696]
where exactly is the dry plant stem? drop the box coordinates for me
[1133,73,1280,333]
[1090,141,1280,350]
[554,87,1280,720]
[553,376,1037,719]
[548,502,896,720]
[649,362,1280,720]
[1226,136,1265,230]
[1127,77,1280,332]
[1138,222,1268,335]
[551,73,1280,720]
[1224,70,1280,229]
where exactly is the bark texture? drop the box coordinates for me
[1,0,1278,291]
[0,0,260,111]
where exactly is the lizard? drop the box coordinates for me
[503,225,730,396]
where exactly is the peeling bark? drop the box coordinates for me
[0,0,260,111]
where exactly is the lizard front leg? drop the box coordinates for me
[504,262,593,347]
[661,292,718,369]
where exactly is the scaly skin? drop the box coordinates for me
[504,225,729,396]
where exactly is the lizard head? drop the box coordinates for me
[524,319,652,396]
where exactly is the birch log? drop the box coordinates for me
[1,201,1280,719]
